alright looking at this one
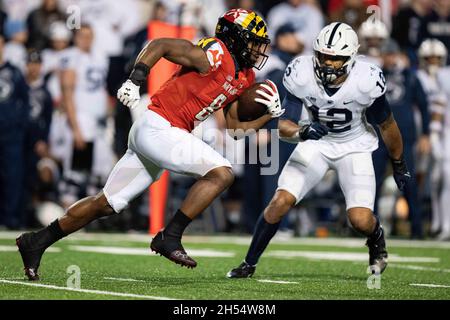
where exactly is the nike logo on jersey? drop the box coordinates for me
[343,100,353,105]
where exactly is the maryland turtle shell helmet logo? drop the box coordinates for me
[215,8,270,70]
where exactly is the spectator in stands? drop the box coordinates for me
[21,50,53,227]
[267,0,324,54]
[372,40,430,239]
[329,0,368,31]
[391,0,432,66]
[421,0,450,64]
[59,0,141,58]
[3,19,28,73]
[0,34,31,229]
[26,0,66,50]
[1,0,40,23]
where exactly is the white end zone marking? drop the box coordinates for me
[0,279,176,300]
[257,279,299,284]
[410,283,450,288]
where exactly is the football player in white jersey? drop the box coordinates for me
[58,24,112,208]
[228,22,410,278]
[416,39,448,238]
[358,19,389,67]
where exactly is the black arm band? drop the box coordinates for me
[366,94,392,125]
[129,62,150,86]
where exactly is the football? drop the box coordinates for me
[237,82,269,122]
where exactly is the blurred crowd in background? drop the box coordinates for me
[0,0,450,241]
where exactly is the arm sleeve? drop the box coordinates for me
[366,94,392,125]
[280,91,303,124]
[413,74,430,135]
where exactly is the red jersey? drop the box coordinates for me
[148,37,255,132]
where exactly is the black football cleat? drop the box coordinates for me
[150,231,197,268]
[226,261,256,278]
[16,233,46,281]
[366,227,388,274]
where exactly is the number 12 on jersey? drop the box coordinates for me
[308,105,353,133]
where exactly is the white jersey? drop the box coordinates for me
[437,67,450,128]
[417,69,447,117]
[42,49,66,104]
[60,47,109,141]
[283,55,385,158]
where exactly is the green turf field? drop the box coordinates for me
[1,231,450,300]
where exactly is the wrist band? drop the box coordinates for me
[130,62,150,86]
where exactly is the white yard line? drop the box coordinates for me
[0,245,61,252]
[267,250,439,263]
[68,245,235,257]
[104,277,146,283]
[0,279,176,300]
[410,283,450,288]
[257,279,298,284]
[390,264,450,273]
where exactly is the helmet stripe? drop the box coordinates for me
[247,18,257,33]
[241,12,256,29]
[327,22,342,47]
[253,19,266,35]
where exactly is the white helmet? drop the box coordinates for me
[418,39,448,74]
[313,22,360,85]
[358,19,389,40]
[418,39,447,62]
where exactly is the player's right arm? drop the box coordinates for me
[117,38,211,109]
[278,91,328,143]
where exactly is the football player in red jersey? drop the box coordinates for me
[16,9,285,280]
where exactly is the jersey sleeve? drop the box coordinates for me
[282,56,304,98]
[358,64,387,104]
[197,38,225,72]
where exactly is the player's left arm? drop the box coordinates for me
[368,94,411,191]
[223,100,272,140]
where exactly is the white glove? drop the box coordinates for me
[255,79,285,118]
[117,79,141,109]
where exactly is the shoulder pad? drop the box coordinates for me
[356,61,386,102]
[197,38,225,71]
[282,56,314,99]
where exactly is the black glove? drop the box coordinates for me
[300,121,329,141]
[391,156,411,191]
